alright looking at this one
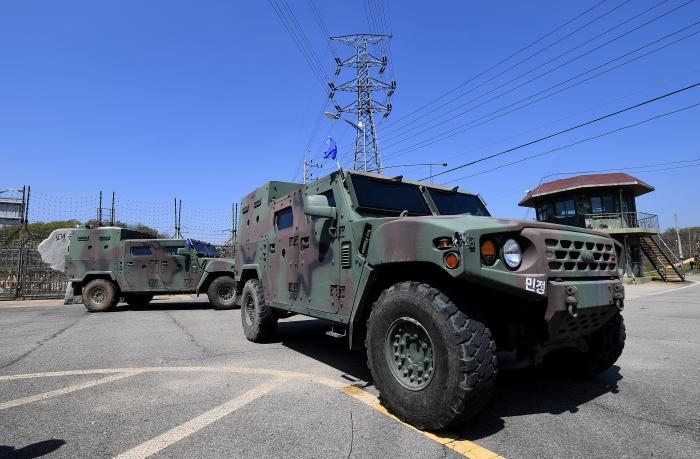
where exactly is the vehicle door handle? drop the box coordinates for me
[269,244,275,253]
[126,262,134,266]
[300,237,309,249]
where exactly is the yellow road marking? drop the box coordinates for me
[115,377,285,459]
[0,367,504,458]
[0,370,143,411]
[342,386,505,459]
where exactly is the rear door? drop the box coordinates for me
[120,240,159,292]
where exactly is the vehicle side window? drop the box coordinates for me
[131,246,152,256]
[164,246,183,256]
[275,207,294,230]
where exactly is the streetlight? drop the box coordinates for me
[377,162,448,183]
[323,111,366,171]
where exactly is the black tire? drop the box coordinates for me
[124,294,153,308]
[366,281,497,430]
[82,279,118,313]
[566,312,626,378]
[240,279,277,342]
[207,276,238,310]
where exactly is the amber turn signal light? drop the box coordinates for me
[444,252,460,269]
[481,240,497,266]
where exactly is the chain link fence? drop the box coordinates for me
[0,236,69,300]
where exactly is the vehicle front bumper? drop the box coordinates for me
[544,278,624,342]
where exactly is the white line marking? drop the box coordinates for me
[0,368,127,381]
[115,377,284,459]
[0,367,504,458]
[628,280,699,299]
[0,370,142,411]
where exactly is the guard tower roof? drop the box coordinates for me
[519,173,654,207]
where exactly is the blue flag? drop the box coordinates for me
[323,137,337,160]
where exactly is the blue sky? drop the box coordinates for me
[1,0,699,241]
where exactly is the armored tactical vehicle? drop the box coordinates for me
[65,227,237,312]
[235,170,626,429]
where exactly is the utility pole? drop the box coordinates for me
[98,191,103,226]
[675,213,683,259]
[110,192,115,226]
[303,150,323,184]
[329,34,396,173]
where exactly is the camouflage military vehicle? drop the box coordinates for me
[65,226,237,312]
[235,170,626,429]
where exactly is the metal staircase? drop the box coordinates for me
[639,235,685,282]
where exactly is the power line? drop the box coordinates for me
[268,0,329,89]
[532,158,700,186]
[380,22,700,163]
[376,0,612,132]
[423,81,700,181]
[379,0,684,144]
[440,99,700,184]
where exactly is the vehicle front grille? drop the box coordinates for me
[544,237,617,274]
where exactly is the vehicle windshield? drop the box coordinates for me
[193,242,219,258]
[427,189,490,216]
[350,174,431,216]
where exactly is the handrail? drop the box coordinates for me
[583,212,659,231]
[654,234,686,275]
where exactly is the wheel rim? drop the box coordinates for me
[90,287,105,305]
[244,294,255,326]
[385,317,435,391]
[218,284,235,302]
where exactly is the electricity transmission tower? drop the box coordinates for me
[329,34,396,173]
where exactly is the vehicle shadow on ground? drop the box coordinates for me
[277,318,623,439]
[276,318,372,382]
[453,365,623,440]
[111,301,238,312]
[0,439,66,458]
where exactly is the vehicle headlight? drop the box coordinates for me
[502,238,522,270]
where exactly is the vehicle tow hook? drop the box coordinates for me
[566,286,578,318]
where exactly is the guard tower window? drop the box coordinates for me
[275,207,294,230]
[590,195,615,214]
[536,205,552,221]
[131,246,152,256]
[554,199,576,217]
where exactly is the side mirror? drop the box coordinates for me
[303,194,336,219]
[176,248,190,256]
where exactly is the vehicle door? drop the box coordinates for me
[120,240,160,292]
[268,194,299,308]
[187,242,207,291]
[158,242,192,292]
[296,188,341,315]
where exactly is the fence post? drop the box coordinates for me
[15,238,23,299]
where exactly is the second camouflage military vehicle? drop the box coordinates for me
[235,170,626,429]
[65,226,237,312]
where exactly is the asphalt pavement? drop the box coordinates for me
[0,278,698,459]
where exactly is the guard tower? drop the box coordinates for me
[519,173,684,282]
